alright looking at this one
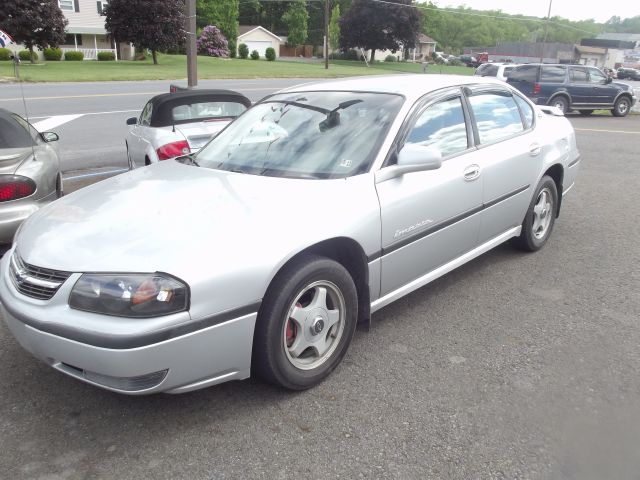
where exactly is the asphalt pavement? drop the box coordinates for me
[0,92,639,479]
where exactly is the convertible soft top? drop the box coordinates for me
[148,89,252,127]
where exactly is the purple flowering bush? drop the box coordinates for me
[197,25,230,58]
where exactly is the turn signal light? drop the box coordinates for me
[533,83,541,94]
[0,176,36,202]
[156,140,190,161]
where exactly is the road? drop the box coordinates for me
[1,87,640,479]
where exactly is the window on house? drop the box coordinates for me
[63,34,82,46]
[97,1,109,14]
[59,0,74,11]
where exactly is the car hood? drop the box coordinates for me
[16,161,376,281]
[0,148,32,174]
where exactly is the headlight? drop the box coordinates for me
[69,273,189,318]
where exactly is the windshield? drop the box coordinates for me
[192,91,404,179]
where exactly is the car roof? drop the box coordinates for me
[148,89,252,127]
[276,74,505,104]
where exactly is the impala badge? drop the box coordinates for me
[394,219,433,239]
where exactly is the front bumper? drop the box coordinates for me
[0,250,258,394]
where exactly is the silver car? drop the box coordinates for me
[0,108,63,251]
[125,89,251,168]
[0,75,580,394]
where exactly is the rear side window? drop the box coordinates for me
[508,66,537,82]
[503,67,515,78]
[540,66,566,83]
[513,95,534,129]
[468,91,524,144]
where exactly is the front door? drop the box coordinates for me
[376,91,483,296]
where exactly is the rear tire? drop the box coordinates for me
[252,255,358,390]
[612,97,631,117]
[550,96,569,114]
[512,175,558,252]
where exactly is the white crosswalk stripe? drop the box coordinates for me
[31,114,84,132]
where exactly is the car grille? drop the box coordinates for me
[9,252,72,300]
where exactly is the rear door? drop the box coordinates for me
[375,89,483,295]
[463,87,540,243]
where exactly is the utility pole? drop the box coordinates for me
[186,0,197,87]
[539,0,553,63]
[324,0,329,69]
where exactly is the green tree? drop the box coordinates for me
[329,4,341,51]
[0,0,67,64]
[104,0,185,65]
[197,0,239,57]
[283,0,309,48]
[341,0,422,62]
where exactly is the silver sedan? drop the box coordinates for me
[0,75,580,394]
[0,108,62,251]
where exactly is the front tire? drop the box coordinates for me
[512,175,558,252]
[252,255,358,390]
[612,97,631,117]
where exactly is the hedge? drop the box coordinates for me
[19,50,37,61]
[97,51,116,61]
[0,48,11,61]
[43,48,63,61]
[64,50,84,61]
[265,47,276,61]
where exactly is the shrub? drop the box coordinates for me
[384,54,396,62]
[43,48,63,61]
[250,50,259,60]
[64,50,84,61]
[265,47,276,61]
[97,51,116,61]
[238,43,249,59]
[0,48,12,61]
[19,50,37,61]
[196,25,229,57]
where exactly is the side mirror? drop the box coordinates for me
[41,132,59,142]
[126,117,138,125]
[605,76,612,84]
[376,144,442,183]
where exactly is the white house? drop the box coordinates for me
[58,0,133,60]
[237,26,282,58]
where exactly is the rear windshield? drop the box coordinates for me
[0,116,35,148]
[475,64,498,77]
[171,101,247,122]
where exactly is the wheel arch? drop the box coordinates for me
[548,92,571,108]
[543,163,564,217]
[265,237,371,330]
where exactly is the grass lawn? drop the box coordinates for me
[0,54,474,82]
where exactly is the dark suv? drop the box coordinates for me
[507,64,636,116]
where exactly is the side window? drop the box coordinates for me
[405,97,468,158]
[540,66,566,83]
[570,67,588,83]
[139,102,153,126]
[509,66,537,82]
[587,68,607,84]
[513,94,534,130]
[468,90,524,144]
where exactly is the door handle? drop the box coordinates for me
[463,164,480,181]
[529,143,542,156]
